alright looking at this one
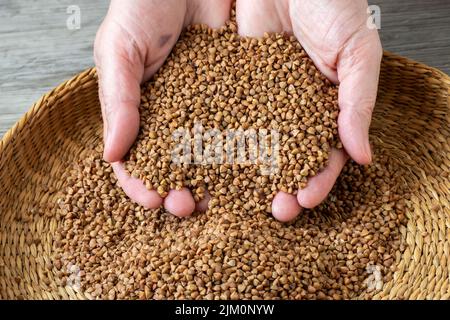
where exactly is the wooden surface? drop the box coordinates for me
[1,0,449,137]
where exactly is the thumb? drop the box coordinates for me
[336,31,382,165]
[95,22,144,163]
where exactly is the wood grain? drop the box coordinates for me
[1,0,449,136]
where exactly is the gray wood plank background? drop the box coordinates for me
[1,0,449,137]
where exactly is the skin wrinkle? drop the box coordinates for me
[109,9,148,62]
[337,32,382,83]
[335,24,374,74]
[111,1,185,78]
[100,18,145,92]
[100,49,142,106]
[320,1,363,50]
[288,9,337,81]
[115,26,144,76]
[289,0,371,82]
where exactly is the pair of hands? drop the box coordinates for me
[94,0,382,222]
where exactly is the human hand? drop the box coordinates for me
[94,0,232,217]
[236,0,382,221]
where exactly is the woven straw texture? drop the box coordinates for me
[0,52,449,300]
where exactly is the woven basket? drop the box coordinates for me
[0,52,449,300]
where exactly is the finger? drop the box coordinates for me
[111,162,163,209]
[94,19,144,163]
[195,191,211,212]
[272,191,302,222]
[164,188,196,217]
[336,31,382,165]
[297,148,349,209]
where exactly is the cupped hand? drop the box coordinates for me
[236,0,382,221]
[95,0,232,217]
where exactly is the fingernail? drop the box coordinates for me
[362,136,372,163]
[103,121,112,161]
[105,130,110,149]
[366,142,373,163]
[360,121,372,163]
[105,111,113,148]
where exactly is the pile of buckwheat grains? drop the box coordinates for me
[53,17,409,300]
[54,145,407,300]
[123,20,341,200]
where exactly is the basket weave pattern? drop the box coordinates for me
[0,53,449,299]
